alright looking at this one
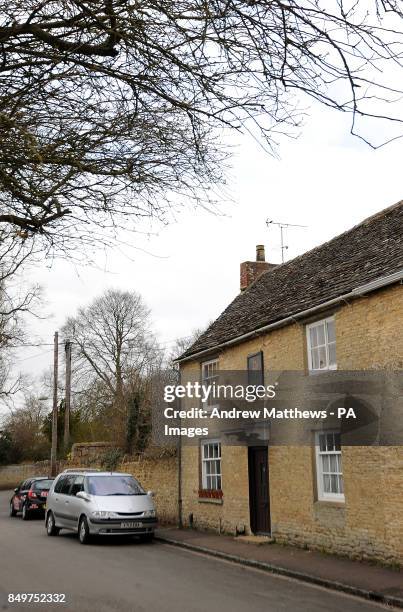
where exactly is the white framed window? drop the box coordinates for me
[201,440,222,490]
[315,431,344,502]
[306,317,337,372]
[201,358,219,409]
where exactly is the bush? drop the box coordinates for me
[99,448,124,472]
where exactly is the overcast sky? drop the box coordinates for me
[13,102,403,392]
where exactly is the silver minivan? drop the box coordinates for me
[45,470,157,544]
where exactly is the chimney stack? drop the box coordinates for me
[256,244,265,262]
[240,244,277,292]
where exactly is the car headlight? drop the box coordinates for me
[91,511,119,519]
[143,509,156,518]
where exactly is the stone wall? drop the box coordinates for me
[0,461,52,490]
[119,455,178,524]
[0,453,179,525]
[70,442,119,464]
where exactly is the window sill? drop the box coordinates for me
[198,497,223,505]
[314,499,345,508]
[308,368,338,376]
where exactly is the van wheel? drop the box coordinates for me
[22,503,30,521]
[46,512,60,536]
[9,501,17,517]
[78,516,91,545]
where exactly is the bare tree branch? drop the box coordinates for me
[0,1,402,255]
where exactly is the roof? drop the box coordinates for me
[61,470,127,475]
[180,201,403,361]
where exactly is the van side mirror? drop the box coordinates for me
[147,490,155,497]
[76,491,90,501]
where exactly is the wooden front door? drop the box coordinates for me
[248,446,270,534]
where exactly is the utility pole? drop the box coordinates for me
[64,339,72,452]
[266,219,307,263]
[50,331,59,477]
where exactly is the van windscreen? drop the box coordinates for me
[86,475,145,496]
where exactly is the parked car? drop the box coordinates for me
[45,470,157,544]
[10,477,54,520]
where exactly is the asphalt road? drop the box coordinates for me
[0,490,394,612]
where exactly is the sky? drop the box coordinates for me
[12,102,403,394]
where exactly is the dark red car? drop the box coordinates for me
[9,477,54,520]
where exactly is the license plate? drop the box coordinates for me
[120,521,142,529]
[41,491,48,497]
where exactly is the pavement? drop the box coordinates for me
[156,527,403,609]
[0,490,400,612]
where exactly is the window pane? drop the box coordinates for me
[328,342,336,367]
[319,434,326,452]
[329,455,338,472]
[309,326,318,348]
[318,346,327,369]
[334,433,341,451]
[330,474,338,493]
[339,476,344,494]
[321,455,330,472]
[326,433,335,451]
[327,319,336,343]
[217,476,222,490]
[312,347,320,370]
[323,474,331,493]
[316,323,325,346]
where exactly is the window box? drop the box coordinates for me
[198,488,223,499]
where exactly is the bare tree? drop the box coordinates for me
[168,327,205,368]
[0,237,42,399]
[2,392,50,462]
[63,288,157,397]
[1,1,403,255]
[63,288,158,444]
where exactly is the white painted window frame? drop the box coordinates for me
[315,431,345,502]
[306,316,337,372]
[201,358,219,411]
[201,439,222,490]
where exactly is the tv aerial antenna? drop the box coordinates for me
[266,219,308,263]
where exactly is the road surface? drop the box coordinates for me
[0,490,394,612]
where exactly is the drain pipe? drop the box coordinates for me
[177,368,183,529]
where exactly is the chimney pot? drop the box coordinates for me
[256,245,265,262]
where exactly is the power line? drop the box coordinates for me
[9,342,70,348]
[14,349,54,363]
